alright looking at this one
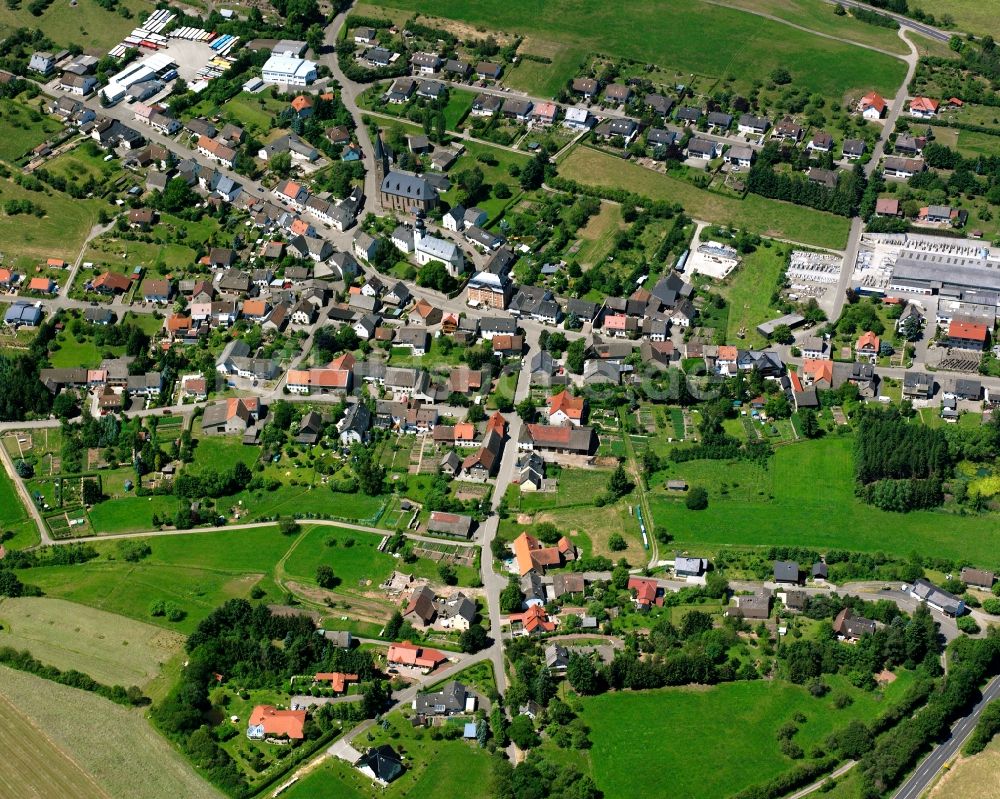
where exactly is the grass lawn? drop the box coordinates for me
[575,674,914,799]
[573,201,625,267]
[651,436,1000,567]
[442,89,476,130]
[0,596,183,688]
[558,146,850,249]
[284,710,492,799]
[920,0,1000,37]
[18,523,456,634]
[0,98,63,163]
[0,178,102,267]
[44,144,121,186]
[0,462,37,549]
[368,0,905,103]
[86,494,181,534]
[0,0,153,50]
[713,0,909,54]
[49,328,124,368]
[719,245,789,345]
[0,665,223,799]
[955,129,1000,159]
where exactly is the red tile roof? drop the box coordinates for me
[248,705,306,739]
[948,320,988,342]
[387,641,447,669]
[547,390,584,422]
[314,672,357,692]
[860,91,886,113]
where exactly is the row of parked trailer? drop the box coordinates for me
[108,9,175,57]
[170,26,214,42]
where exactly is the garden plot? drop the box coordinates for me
[411,542,477,569]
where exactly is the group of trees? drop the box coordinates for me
[173,462,252,500]
[154,600,385,794]
[854,409,950,511]
[783,600,941,686]
[859,630,1000,796]
[747,153,865,218]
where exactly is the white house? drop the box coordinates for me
[261,55,317,87]
[414,225,464,276]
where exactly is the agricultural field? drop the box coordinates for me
[558,146,851,249]
[0,690,109,799]
[572,674,915,799]
[650,436,1000,568]
[0,665,222,799]
[366,0,906,102]
[0,0,154,51]
[0,177,103,267]
[929,738,1000,799]
[0,596,183,688]
[283,710,493,799]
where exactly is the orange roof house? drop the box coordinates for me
[165,314,191,334]
[330,352,356,371]
[454,422,476,442]
[947,320,988,345]
[547,389,585,425]
[512,531,576,576]
[313,672,358,693]
[859,91,886,117]
[909,97,939,115]
[387,642,447,671]
[93,271,131,292]
[247,706,306,739]
[802,359,834,387]
[28,276,54,292]
[291,94,313,113]
[486,410,507,437]
[856,331,880,354]
[46,258,66,268]
[627,576,664,610]
[507,604,557,634]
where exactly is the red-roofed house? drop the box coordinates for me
[247,706,306,740]
[28,276,55,293]
[291,94,314,117]
[856,331,880,357]
[511,531,577,576]
[313,672,358,693]
[507,604,557,636]
[908,97,940,119]
[93,271,131,294]
[627,576,664,610]
[387,642,447,672]
[947,320,989,351]
[802,359,834,389]
[859,91,886,120]
[947,97,963,108]
[875,197,901,217]
[547,389,585,426]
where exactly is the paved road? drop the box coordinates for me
[49,515,476,549]
[0,429,51,543]
[817,0,954,42]
[892,676,1000,799]
[833,28,919,321]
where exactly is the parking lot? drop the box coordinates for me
[785,250,843,317]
